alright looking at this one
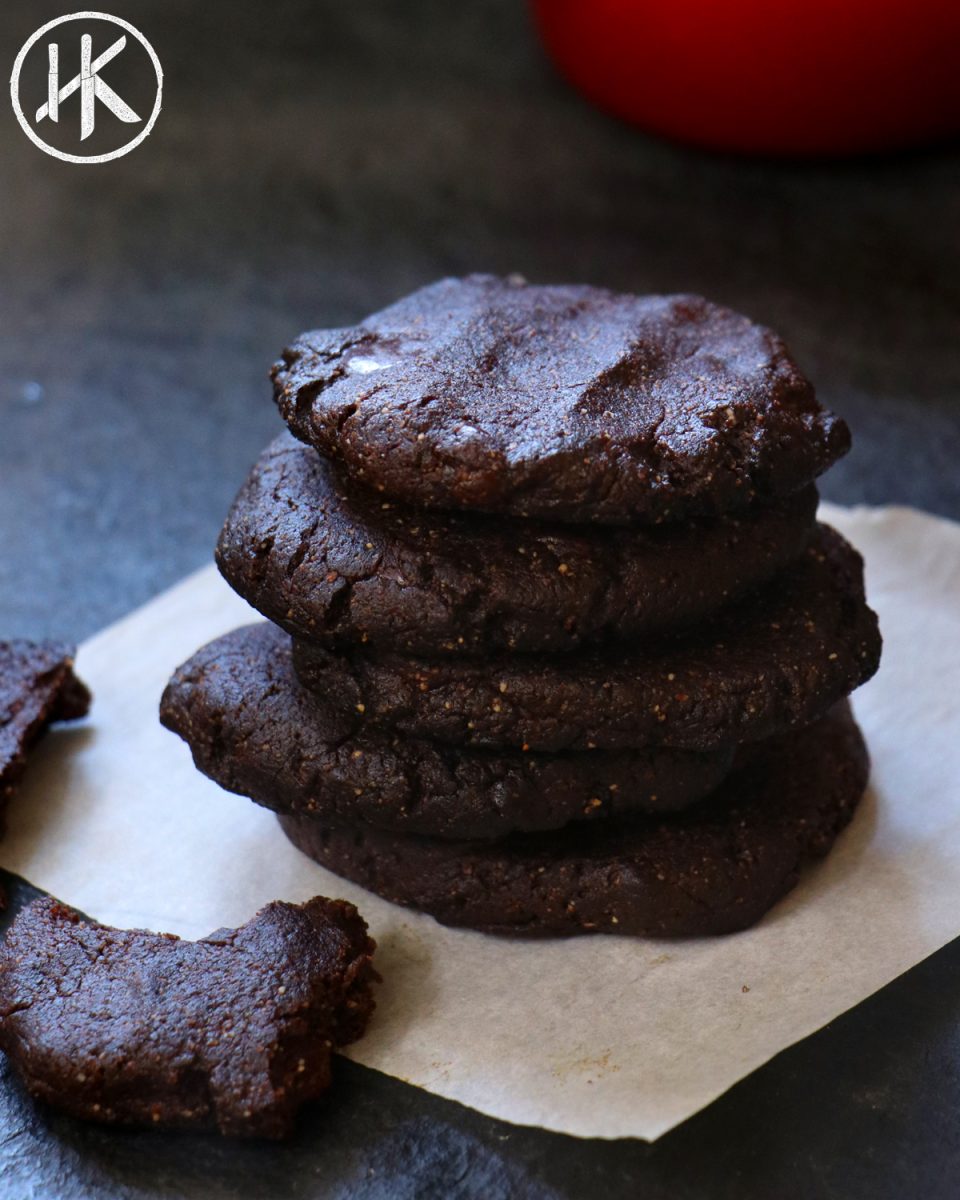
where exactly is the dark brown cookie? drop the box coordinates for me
[160,624,735,840]
[1,640,90,834]
[292,523,881,753]
[217,433,818,656]
[278,702,869,937]
[0,895,377,1138]
[272,275,849,525]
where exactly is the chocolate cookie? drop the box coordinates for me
[272,275,849,524]
[1,640,90,833]
[161,624,735,840]
[217,434,818,656]
[0,895,377,1138]
[279,702,869,937]
[292,523,881,753]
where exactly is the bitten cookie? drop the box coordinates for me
[278,702,870,937]
[292,524,882,752]
[0,896,377,1138]
[273,275,849,524]
[1,640,90,833]
[217,433,818,656]
[161,624,735,841]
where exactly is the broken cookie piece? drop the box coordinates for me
[0,896,377,1137]
[1,640,91,833]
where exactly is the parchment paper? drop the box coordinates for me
[3,503,959,1141]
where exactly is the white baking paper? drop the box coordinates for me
[2,503,959,1141]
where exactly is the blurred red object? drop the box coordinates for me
[531,0,960,155]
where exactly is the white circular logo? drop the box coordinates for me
[10,11,162,164]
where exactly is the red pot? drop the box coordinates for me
[531,0,960,155]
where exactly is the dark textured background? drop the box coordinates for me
[1,1,959,1196]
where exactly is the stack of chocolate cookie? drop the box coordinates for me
[162,276,881,937]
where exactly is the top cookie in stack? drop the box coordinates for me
[271,275,847,526]
[164,275,881,938]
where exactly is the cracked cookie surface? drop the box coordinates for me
[217,434,818,656]
[0,896,376,1137]
[272,275,849,524]
[1,640,90,835]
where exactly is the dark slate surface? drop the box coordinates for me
[1,0,959,1196]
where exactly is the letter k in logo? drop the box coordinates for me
[35,34,140,140]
